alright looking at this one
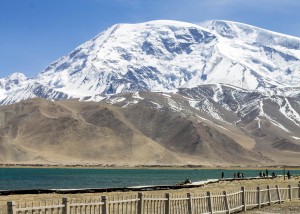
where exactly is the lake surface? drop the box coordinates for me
[0,168,299,190]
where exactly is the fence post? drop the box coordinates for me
[223,191,230,214]
[137,192,144,214]
[288,185,292,201]
[276,185,281,204]
[298,183,300,199]
[267,185,271,205]
[257,187,260,209]
[165,193,170,214]
[288,185,293,201]
[187,193,193,214]
[241,187,246,211]
[207,191,213,214]
[7,201,16,214]
[102,195,109,214]
[62,198,70,214]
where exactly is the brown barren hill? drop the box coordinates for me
[0,95,298,166]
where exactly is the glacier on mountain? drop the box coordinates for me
[0,20,300,105]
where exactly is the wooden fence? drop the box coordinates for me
[7,184,300,214]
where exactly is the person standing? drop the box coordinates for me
[287,171,291,179]
[221,171,224,179]
[272,171,276,178]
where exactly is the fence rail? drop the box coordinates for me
[7,184,300,214]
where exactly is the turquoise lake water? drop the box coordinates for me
[0,168,299,190]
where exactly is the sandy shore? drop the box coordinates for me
[1,176,299,213]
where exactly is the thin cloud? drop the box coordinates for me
[201,0,300,14]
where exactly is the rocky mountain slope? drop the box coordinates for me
[1,85,299,165]
[0,96,269,166]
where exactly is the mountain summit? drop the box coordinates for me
[1,20,300,105]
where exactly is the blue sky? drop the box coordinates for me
[1,0,299,78]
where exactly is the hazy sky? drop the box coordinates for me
[1,0,299,78]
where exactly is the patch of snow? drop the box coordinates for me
[196,115,208,121]
[167,98,183,112]
[259,100,265,116]
[122,100,139,108]
[189,99,225,122]
[202,100,225,122]
[82,95,106,102]
[132,92,144,100]
[160,93,172,98]
[212,84,223,102]
[215,124,228,130]
[106,97,126,104]
[265,115,290,133]
[188,100,200,108]
[256,118,261,129]
[279,98,300,126]
[148,101,163,109]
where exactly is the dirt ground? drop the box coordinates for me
[1,176,299,213]
[239,201,300,214]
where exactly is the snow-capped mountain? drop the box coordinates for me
[1,20,300,165]
[1,20,300,105]
[0,72,27,90]
[203,20,300,87]
[0,72,28,101]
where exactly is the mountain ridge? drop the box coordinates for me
[1,20,300,105]
[1,86,299,165]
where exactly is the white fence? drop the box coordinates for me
[7,184,300,214]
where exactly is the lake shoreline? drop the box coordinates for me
[1,163,300,170]
[2,168,299,192]
[1,175,299,214]
[1,175,298,196]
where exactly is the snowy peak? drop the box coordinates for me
[42,20,215,74]
[1,72,27,83]
[200,20,300,90]
[7,72,27,80]
[1,20,300,105]
[205,20,300,49]
[0,72,27,91]
[36,20,218,97]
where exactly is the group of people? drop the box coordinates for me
[259,169,292,179]
[220,169,292,180]
[259,169,269,177]
[233,172,244,178]
[259,169,277,178]
[220,171,244,179]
